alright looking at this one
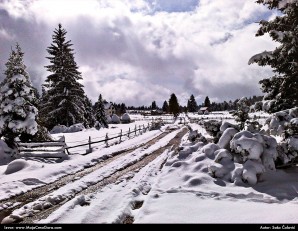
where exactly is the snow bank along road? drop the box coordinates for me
[1,126,188,224]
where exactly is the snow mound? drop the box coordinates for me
[50,123,85,134]
[121,113,131,123]
[4,159,29,175]
[111,114,120,124]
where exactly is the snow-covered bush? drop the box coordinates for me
[50,125,68,134]
[262,107,298,136]
[208,130,278,185]
[187,127,208,143]
[67,123,85,133]
[202,120,222,142]
[121,113,131,123]
[111,114,120,124]
[149,121,164,131]
[50,123,85,134]
[233,97,250,130]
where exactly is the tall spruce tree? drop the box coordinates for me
[94,94,108,128]
[204,96,211,108]
[249,0,298,112]
[0,44,38,147]
[40,24,86,129]
[151,101,157,110]
[162,100,169,113]
[169,93,180,117]
[187,94,198,112]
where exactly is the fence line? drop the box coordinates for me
[65,122,153,155]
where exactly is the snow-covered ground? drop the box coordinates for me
[35,124,298,224]
[1,112,298,224]
[0,123,170,202]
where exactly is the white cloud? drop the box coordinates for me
[0,0,277,106]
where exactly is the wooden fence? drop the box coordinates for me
[65,123,153,155]
[17,137,67,158]
[17,122,155,157]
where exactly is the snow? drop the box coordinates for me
[3,127,183,223]
[32,128,298,224]
[4,159,29,175]
[0,123,173,201]
[1,112,298,224]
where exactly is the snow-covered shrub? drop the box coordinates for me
[218,128,238,149]
[262,107,298,136]
[50,123,85,134]
[220,121,239,133]
[245,120,262,133]
[207,130,278,185]
[121,113,131,123]
[50,125,68,134]
[67,123,85,133]
[233,97,250,130]
[149,121,164,131]
[202,120,222,143]
[111,114,120,124]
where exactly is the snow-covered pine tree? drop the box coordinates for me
[233,97,250,130]
[84,95,96,128]
[0,44,38,147]
[169,93,180,117]
[94,94,108,128]
[249,0,298,113]
[40,24,86,129]
[187,94,198,112]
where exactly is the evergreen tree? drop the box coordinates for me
[204,96,211,108]
[249,0,298,112]
[0,44,38,147]
[84,95,96,128]
[169,93,180,117]
[40,24,86,129]
[233,97,250,130]
[187,94,198,112]
[162,100,169,113]
[151,101,157,110]
[94,94,108,128]
[120,103,126,114]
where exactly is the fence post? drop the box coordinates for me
[148,123,150,130]
[119,129,122,143]
[143,124,145,133]
[135,125,137,136]
[86,136,92,154]
[139,125,142,135]
[105,133,109,147]
[128,127,130,138]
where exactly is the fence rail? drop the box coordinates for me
[17,137,67,158]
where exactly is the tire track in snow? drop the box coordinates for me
[2,127,188,224]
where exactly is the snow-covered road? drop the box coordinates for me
[1,125,188,224]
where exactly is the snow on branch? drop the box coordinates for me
[248,51,273,65]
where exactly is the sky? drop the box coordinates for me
[0,0,278,106]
